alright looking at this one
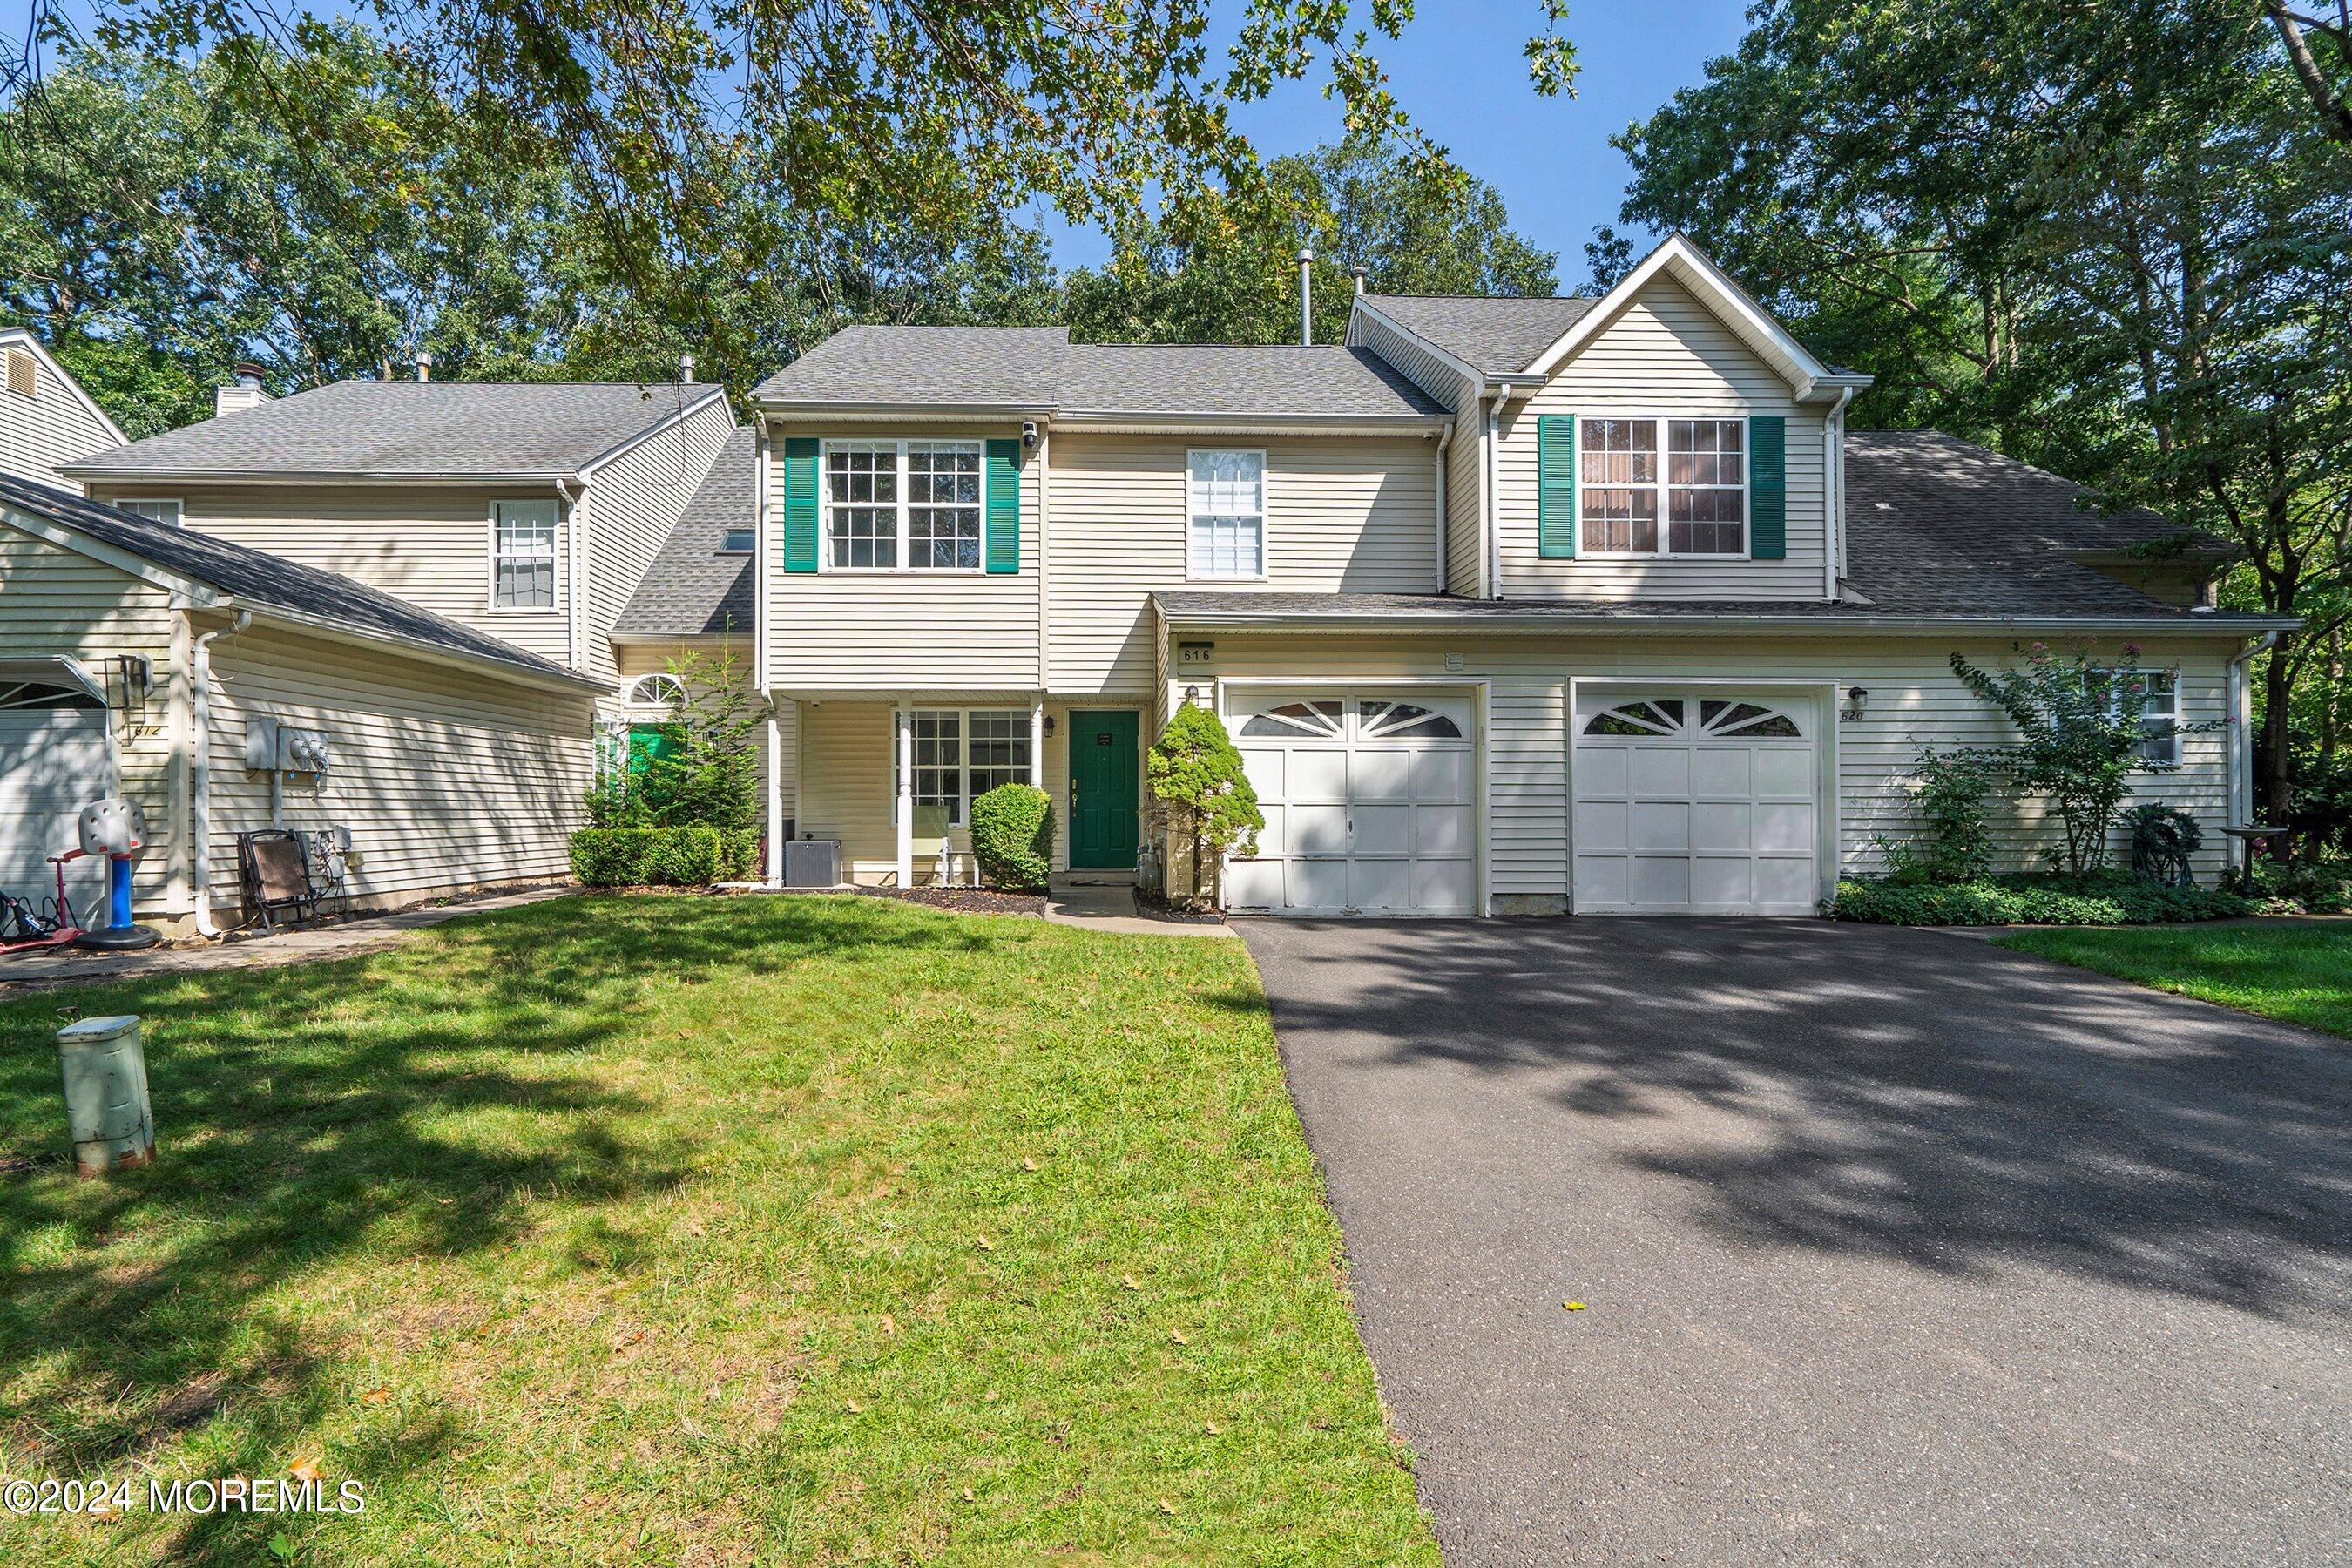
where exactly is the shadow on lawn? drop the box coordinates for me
[0,894,1005,1530]
[1247,917,2352,1323]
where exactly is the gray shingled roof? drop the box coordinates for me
[63,381,727,479]
[0,471,594,685]
[1357,294,1599,376]
[1842,431,2228,616]
[613,428,756,639]
[753,326,1443,418]
[1158,431,2270,627]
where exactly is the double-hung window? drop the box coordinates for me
[492,499,558,608]
[894,707,1033,826]
[823,440,983,570]
[1578,417,1747,558]
[1188,449,1266,578]
[2093,668,2181,764]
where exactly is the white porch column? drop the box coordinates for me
[1030,700,1044,787]
[895,703,914,889]
[764,707,785,886]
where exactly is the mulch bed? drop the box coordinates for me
[841,886,1048,917]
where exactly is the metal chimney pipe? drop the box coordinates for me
[680,353,696,384]
[416,350,432,382]
[1352,265,1367,295]
[1297,247,1314,345]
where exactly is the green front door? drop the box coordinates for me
[1068,710,1141,869]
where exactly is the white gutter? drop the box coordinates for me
[189,610,252,937]
[64,468,581,487]
[1159,609,2302,637]
[2227,629,2281,830]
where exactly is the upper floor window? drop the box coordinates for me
[824,440,983,571]
[1580,417,1746,558]
[115,498,182,528]
[1188,449,1265,579]
[492,498,558,609]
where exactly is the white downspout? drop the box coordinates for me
[558,476,585,674]
[1432,422,1452,594]
[2227,630,2281,847]
[1483,389,1504,600]
[189,609,252,938]
[1824,386,1854,601]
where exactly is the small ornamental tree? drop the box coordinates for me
[1948,644,2199,878]
[1146,705,1264,911]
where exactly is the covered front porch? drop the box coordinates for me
[767,692,1149,888]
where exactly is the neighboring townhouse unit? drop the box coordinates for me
[0,471,603,935]
[0,330,129,487]
[60,374,738,689]
[730,236,2288,916]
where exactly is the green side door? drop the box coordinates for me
[1067,711,1140,870]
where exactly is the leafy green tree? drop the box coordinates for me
[1146,706,1264,911]
[1066,137,1558,347]
[1949,645,2194,879]
[1614,0,2352,838]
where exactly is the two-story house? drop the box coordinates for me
[0,368,732,933]
[708,235,2285,916]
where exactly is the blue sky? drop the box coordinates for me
[1039,0,1755,287]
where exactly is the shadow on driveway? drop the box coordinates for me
[1241,916,2352,1565]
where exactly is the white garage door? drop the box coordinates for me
[1574,693,1819,916]
[1227,692,1476,916]
[0,670,114,916]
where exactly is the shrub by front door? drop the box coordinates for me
[1068,711,1140,869]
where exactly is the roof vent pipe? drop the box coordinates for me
[1297,247,1314,346]
[416,350,432,382]
[680,353,695,384]
[1352,265,1367,295]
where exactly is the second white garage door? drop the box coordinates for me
[1573,693,1821,916]
[1227,692,1476,916]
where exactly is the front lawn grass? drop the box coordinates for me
[0,895,1436,1565]
[1993,921,2352,1040]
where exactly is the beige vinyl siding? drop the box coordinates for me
[766,423,1042,693]
[1344,309,1487,596]
[583,397,735,683]
[1179,630,2245,902]
[201,619,594,916]
[612,639,787,821]
[102,482,573,666]
[0,347,120,486]
[1047,432,1442,695]
[0,524,185,912]
[1497,274,1829,600]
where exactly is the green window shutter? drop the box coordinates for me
[985,438,1021,574]
[1538,414,1578,558]
[1749,416,1786,560]
[782,436,819,573]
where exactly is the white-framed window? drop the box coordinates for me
[623,672,686,714]
[491,498,559,609]
[822,439,983,571]
[893,707,1033,825]
[1187,449,1266,578]
[2093,668,2181,764]
[115,498,183,528]
[1579,416,1747,558]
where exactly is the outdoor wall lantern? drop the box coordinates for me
[1842,686,1869,722]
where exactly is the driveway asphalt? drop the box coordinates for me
[1238,916,2352,1566]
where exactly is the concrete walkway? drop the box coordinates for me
[0,884,575,989]
[1044,882,1236,937]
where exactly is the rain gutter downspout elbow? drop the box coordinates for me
[190,609,253,938]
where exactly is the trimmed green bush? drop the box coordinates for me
[570,828,759,888]
[1829,871,2253,927]
[970,783,1052,892]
